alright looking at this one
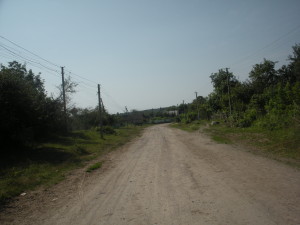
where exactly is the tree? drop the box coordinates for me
[209,69,239,119]
[56,75,78,111]
[249,59,278,94]
[287,43,300,83]
[0,61,65,153]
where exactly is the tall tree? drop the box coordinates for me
[0,61,64,152]
[249,59,278,94]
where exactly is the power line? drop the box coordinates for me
[0,35,61,68]
[0,51,61,79]
[0,35,99,87]
[102,93,124,112]
[230,24,300,68]
[63,71,97,89]
[71,77,97,89]
[0,41,98,106]
[0,44,59,73]
[65,69,97,85]
[0,35,123,112]
[101,87,125,111]
[0,42,97,88]
[76,81,97,91]
[0,51,18,61]
[0,48,99,105]
[0,40,45,63]
[0,36,97,85]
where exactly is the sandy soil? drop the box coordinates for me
[1,124,300,225]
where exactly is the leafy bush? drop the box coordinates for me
[96,126,116,135]
[0,62,65,154]
[238,108,257,127]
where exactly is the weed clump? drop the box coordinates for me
[86,162,102,172]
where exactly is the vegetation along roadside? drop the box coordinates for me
[0,125,146,205]
[170,44,300,168]
[0,59,152,206]
[171,121,300,168]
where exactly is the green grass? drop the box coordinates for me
[0,125,146,204]
[172,121,300,168]
[86,162,102,172]
[211,135,233,144]
[205,123,300,167]
[170,121,205,132]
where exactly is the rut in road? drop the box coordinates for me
[2,124,300,225]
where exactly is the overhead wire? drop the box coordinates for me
[64,72,126,112]
[0,36,96,88]
[0,36,95,86]
[229,24,300,68]
[0,35,126,112]
[0,51,18,61]
[0,40,46,64]
[0,50,61,79]
[0,35,61,68]
[229,28,300,80]
[101,86,125,111]
[65,69,97,85]
[0,43,60,73]
[0,37,98,107]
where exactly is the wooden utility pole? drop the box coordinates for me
[125,106,128,127]
[61,67,67,130]
[97,84,103,138]
[195,91,200,120]
[226,68,232,117]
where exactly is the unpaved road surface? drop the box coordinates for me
[1,124,300,225]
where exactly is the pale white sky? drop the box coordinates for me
[0,0,300,113]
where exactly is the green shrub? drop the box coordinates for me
[86,162,102,172]
[238,109,257,127]
[96,126,117,135]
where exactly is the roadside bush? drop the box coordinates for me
[96,126,116,135]
[238,108,257,127]
[0,62,65,155]
[103,126,117,135]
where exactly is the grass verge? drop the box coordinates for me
[170,121,206,132]
[171,121,300,168]
[0,125,146,205]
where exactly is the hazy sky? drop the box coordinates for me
[0,0,300,113]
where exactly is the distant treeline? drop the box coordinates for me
[178,44,300,130]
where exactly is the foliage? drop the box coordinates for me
[56,75,78,110]
[0,126,146,204]
[176,44,300,132]
[96,126,117,135]
[204,123,300,167]
[171,120,205,132]
[173,43,300,167]
[0,61,65,153]
[86,162,102,172]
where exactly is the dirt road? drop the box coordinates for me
[1,124,300,225]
